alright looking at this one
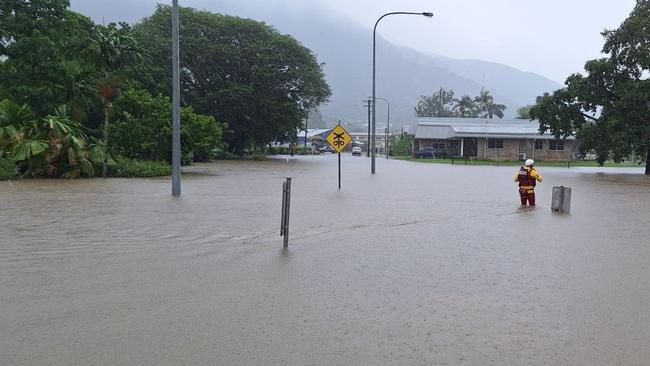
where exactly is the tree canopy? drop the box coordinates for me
[415,87,457,117]
[475,89,506,119]
[0,0,94,115]
[516,105,533,119]
[130,5,331,152]
[414,87,506,119]
[530,0,650,173]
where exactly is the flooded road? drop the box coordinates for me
[1,155,649,365]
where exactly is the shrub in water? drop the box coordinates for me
[0,158,17,180]
[109,156,171,177]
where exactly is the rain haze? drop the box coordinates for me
[71,0,636,83]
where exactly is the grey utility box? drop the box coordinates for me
[551,186,572,213]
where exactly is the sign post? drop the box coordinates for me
[326,123,352,190]
[338,152,341,189]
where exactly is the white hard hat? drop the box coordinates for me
[525,159,534,166]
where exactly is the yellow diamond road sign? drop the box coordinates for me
[326,124,352,153]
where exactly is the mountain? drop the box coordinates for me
[70,0,562,130]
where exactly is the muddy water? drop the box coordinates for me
[1,155,649,365]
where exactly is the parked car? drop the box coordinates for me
[413,147,448,159]
[319,145,336,154]
[352,146,362,156]
[582,152,597,160]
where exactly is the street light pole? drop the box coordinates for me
[372,11,433,174]
[171,0,181,196]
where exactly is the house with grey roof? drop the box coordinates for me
[414,117,575,161]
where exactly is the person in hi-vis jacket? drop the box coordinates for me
[514,159,543,206]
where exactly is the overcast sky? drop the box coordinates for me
[71,0,636,83]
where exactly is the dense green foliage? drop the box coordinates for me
[392,133,414,157]
[109,156,170,177]
[415,88,506,119]
[456,95,481,118]
[530,1,650,173]
[0,0,94,116]
[415,88,457,117]
[109,88,223,163]
[0,100,107,177]
[0,157,16,179]
[130,5,331,153]
[516,105,533,119]
[0,1,330,176]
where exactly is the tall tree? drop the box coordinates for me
[87,23,141,176]
[474,89,506,119]
[454,95,480,118]
[130,5,331,152]
[530,0,650,173]
[0,0,94,116]
[415,87,457,117]
[516,105,533,119]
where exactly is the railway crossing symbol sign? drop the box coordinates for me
[326,124,352,153]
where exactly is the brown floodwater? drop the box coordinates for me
[1,155,649,365]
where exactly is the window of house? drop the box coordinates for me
[431,141,446,150]
[534,140,544,150]
[549,140,565,151]
[487,138,503,149]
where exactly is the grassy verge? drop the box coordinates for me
[395,156,643,168]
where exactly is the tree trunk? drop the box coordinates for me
[102,104,109,178]
[645,150,649,175]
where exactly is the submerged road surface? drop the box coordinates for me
[1,155,649,365]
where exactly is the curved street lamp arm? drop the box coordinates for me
[374,12,433,32]
[371,11,433,174]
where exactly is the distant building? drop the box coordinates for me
[414,117,575,161]
[349,131,399,154]
[296,128,398,153]
[296,129,331,146]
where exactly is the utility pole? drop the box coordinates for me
[364,99,372,157]
[171,0,181,197]
[304,111,308,148]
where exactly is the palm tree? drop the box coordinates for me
[0,101,102,177]
[474,89,507,119]
[0,100,47,165]
[88,24,141,177]
[57,60,96,121]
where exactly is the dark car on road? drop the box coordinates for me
[413,147,448,159]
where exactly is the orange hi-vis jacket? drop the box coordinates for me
[514,166,543,194]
